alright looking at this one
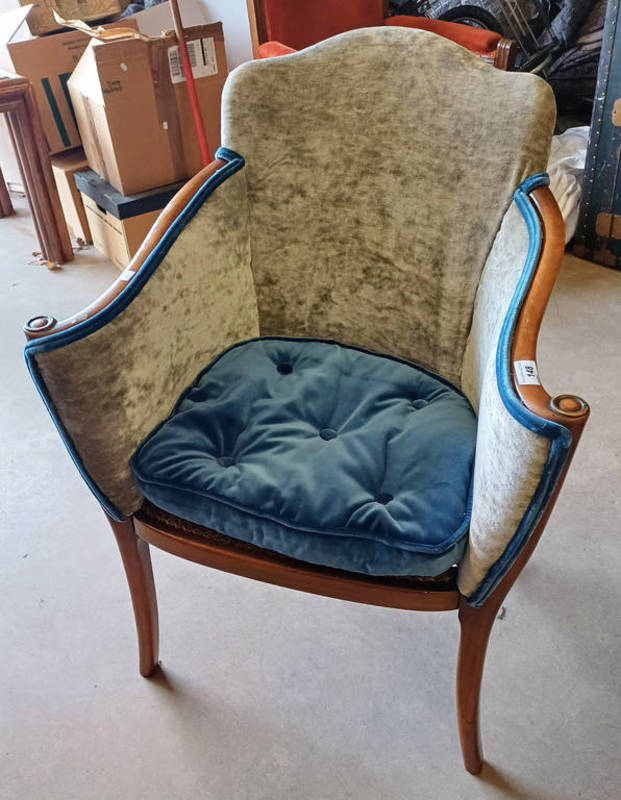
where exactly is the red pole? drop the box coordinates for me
[169,0,211,165]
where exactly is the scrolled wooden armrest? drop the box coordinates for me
[23,158,227,342]
[511,185,589,437]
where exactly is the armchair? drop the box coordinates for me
[252,0,517,69]
[24,28,588,774]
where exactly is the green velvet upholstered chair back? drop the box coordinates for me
[221,26,555,385]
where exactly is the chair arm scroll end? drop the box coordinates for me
[22,157,228,344]
[549,394,589,418]
[511,379,589,436]
[24,316,57,339]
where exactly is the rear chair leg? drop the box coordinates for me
[456,598,500,774]
[107,515,159,677]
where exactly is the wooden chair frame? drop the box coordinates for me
[24,161,588,774]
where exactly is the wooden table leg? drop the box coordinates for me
[0,164,12,217]
[1,76,73,264]
[6,107,47,251]
[25,85,73,263]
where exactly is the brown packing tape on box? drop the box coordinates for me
[150,37,185,183]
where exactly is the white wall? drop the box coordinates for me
[199,0,255,70]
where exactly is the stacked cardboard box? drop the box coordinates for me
[68,20,228,265]
[0,5,135,239]
[0,4,229,267]
[68,22,227,195]
[75,169,186,269]
[0,6,135,154]
[51,147,92,242]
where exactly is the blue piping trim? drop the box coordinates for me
[467,172,573,607]
[24,147,245,521]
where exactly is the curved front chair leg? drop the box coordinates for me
[456,598,500,774]
[107,515,159,677]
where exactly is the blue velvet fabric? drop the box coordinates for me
[131,338,477,576]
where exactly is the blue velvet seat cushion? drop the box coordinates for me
[131,338,477,576]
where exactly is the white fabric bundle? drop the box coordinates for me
[547,126,590,242]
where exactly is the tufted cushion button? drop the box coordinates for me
[277,362,293,374]
[217,456,236,467]
[319,427,337,440]
[412,399,428,409]
[376,492,393,505]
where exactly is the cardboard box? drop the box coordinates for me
[68,22,227,195]
[16,0,121,37]
[75,168,185,269]
[0,6,136,154]
[132,0,254,71]
[51,147,91,242]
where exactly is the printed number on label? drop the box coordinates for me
[514,360,540,386]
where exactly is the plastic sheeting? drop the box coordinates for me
[547,125,589,243]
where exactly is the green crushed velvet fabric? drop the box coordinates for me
[221,26,555,384]
[34,171,259,514]
[458,200,550,596]
[30,28,559,598]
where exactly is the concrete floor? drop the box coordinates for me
[1,195,620,799]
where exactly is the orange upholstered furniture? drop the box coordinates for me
[253,0,516,69]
